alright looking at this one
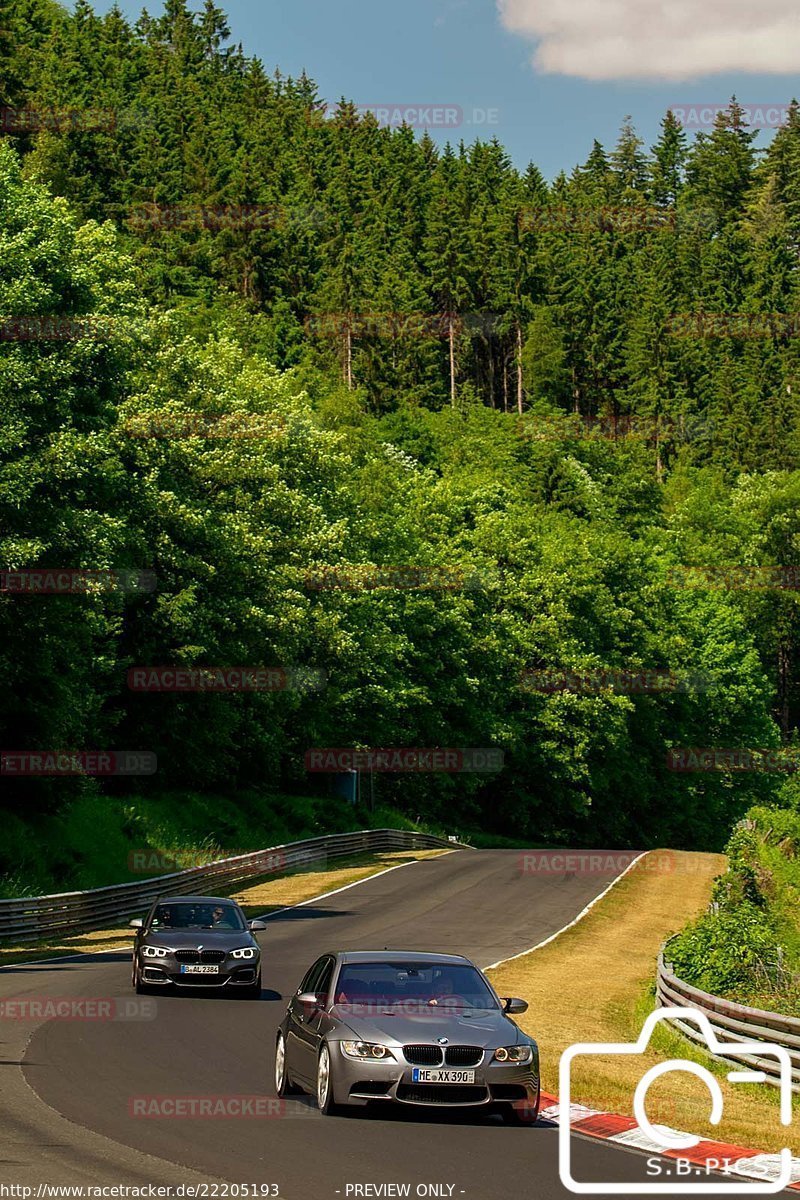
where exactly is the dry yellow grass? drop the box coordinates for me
[0,848,448,967]
[488,850,800,1155]
[229,848,446,913]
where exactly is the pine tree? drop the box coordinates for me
[423,149,474,406]
[574,139,613,205]
[623,233,683,477]
[649,111,687,207]
[199,0,230,61]
[685,98,758,224]
[611,116,648,198]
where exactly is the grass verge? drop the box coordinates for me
[0,848,448,967]
[487,850,800,1156]
[670,804,800,1014]
[0,791,433,897]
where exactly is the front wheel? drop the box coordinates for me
[501,1092,540,1125]
[275,1032,300,1097]
[241,975,262,999]
[132,958,149,995]
[316,1043,342,1115]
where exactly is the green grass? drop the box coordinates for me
[670,790,800,1013]
[0,791,445,899]
[460,830,548,849]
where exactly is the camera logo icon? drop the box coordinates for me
[558,1007,793,1194]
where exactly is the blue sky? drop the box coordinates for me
[87,0,800,178]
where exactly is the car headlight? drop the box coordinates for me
[230,947,257,960]
[493,1045,533,1063]
[340,1041,395,1060]
[142,945,170,959]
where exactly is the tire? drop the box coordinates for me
[132,958,149,996]
[501,1092,540,1126]
[275,1032,300,1097]
[316,1043,342,1115]
[241,975,262,999]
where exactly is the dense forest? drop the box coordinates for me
[3,0,800,890]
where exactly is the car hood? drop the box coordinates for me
[144,930,255,950]
[329,1005,529,1048]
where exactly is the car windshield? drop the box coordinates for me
[149,903,245,931]
[333,962,499,1011]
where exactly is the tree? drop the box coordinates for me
[649,110,687,207]
[0,140,138,810]
[611,116,648,197]
[423,149,474,406]
[685,98,758,223]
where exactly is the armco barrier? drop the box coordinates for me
[657,943,800,1091]
[0,829,466,943]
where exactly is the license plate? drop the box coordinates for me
[411,1069,475,1083]
[180,964,220,975]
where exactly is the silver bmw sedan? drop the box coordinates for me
[275,950,539,1122]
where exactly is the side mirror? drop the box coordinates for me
[129,918,144,929]
[297,991,325,1010]
[504,997,528,1015]
[248,919,267,931]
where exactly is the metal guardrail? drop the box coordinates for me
[657,944,800,1090]
[0,829,466,943]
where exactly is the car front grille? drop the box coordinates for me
[402,1044,483,1066]
[403,1045,444,1066]
[397,1084,488,1105]
[445,1046,483,1067]
[174,950,226,964]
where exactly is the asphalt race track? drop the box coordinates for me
[1,851,748,1198]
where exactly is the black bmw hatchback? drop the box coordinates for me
[130,895,267,998]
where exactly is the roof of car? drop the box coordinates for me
[337,950,472,965]
[153,896,239,905]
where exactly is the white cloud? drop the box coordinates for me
[497,0,800,81]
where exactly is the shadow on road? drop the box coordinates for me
[145,987,283,1002]
[279,1096,557,1129]
[259,905,352,922]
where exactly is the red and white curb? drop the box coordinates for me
[539,1091,800,1190]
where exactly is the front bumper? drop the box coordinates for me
[331,1044,539,1109]
[140,959,259,988]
